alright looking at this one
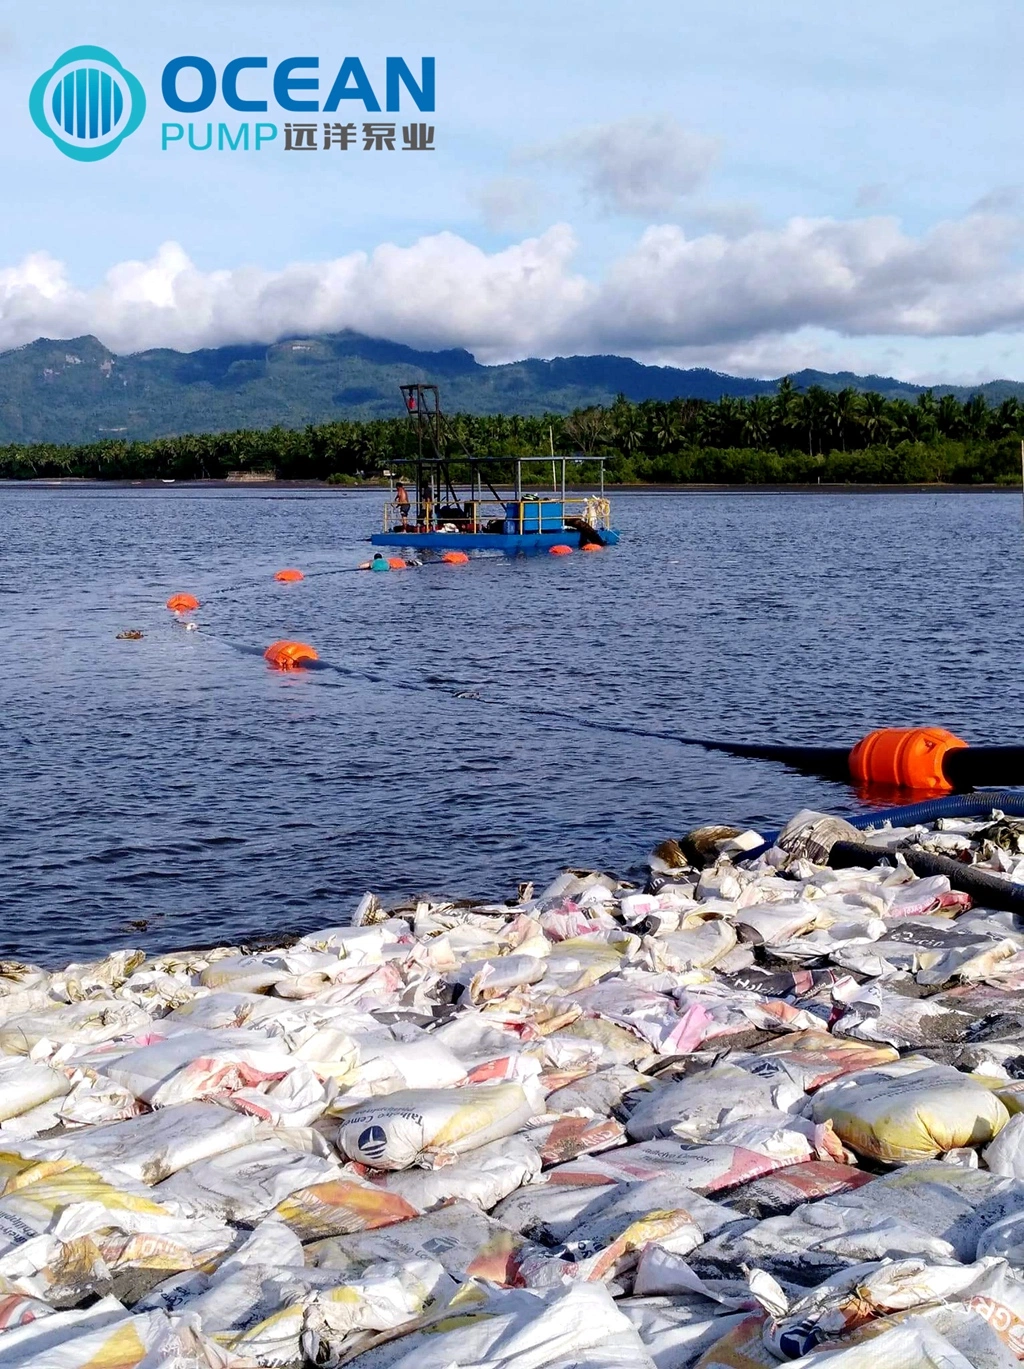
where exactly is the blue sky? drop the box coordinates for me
[2,0,1024,380]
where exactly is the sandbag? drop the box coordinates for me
[155,1138,343,1224]
[305,1200,530,1286]
[336,1082,540,1169]
[625,1062,804,1143]
[812,1061,1009,1160]
[375,1135,542,1211]
[17,1101,260,1184]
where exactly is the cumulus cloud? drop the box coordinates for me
[523,114,719,216]
[3,209,1024,368]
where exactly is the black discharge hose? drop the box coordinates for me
[942,747,1024,790]
[827,839,1024,914]
[689,742,1024,790]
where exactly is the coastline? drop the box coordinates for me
[1,478,1020,495]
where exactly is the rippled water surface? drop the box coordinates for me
[3,485,1022,963]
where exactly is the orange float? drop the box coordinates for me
[264,640,319,670]
[387,558,407,570]
[166,593,200,612]
[549,544,573,556]
[581,543,602,552]
[440,551,470,564]
[274,569,304,582]
[848,726,968,793]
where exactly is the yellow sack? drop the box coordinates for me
[813,1063,1008,1161]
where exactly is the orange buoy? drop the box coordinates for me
[440,551,470,564]
[166,593,200,613]
[549,544,573,556]
[581,543,602,552]
[849,727,968,793]
[387,558,407,570]
[274,569,304,582]
[264,640,318,670]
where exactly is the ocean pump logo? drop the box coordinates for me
[30,46,146,161]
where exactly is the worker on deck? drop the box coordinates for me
[394,481,411,531]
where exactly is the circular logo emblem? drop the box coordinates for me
[30,46,145,162]
[356,1125,388,1161]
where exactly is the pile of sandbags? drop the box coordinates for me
[0,807,1024,1364]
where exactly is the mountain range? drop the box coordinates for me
[2,330,1023,445]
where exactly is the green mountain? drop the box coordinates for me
[1,330,1021,444]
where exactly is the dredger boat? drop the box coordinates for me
[369,384,620,554]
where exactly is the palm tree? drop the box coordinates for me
[936,394,964,439]
[861,391,890,446]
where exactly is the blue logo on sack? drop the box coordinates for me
[357,1125,388,1161]
[30,46,146,161]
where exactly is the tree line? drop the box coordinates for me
[3,379,1024,484]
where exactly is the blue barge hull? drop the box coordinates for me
[370,528,620,552]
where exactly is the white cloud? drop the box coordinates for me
[3,208,1024,376]
[523,114,720,216]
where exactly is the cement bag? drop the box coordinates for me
[524,1113,626,1166]
[985,1112,1024,1179]
[978,1212,1024,1268]
[559,1016,655,1066]
[155,1139,343,1224]
[545,1065,652,1118]
[341,1038,467,1100]
[782,1321,983,1369]
[833,984,974,1049]
[620,1299,748,1369]
[302,1260,456,1368]
[375,1135,541,1211]
[624,1063,804,1143]
[273,1177,419,1242]
[98,1028,290,1103]
[835,1162,1024,1263]
[306,1200,530,1287]
[642,921,738,973]
[0,1297,128,1367]
[547,1134,812,1194]
[322,1279,655,1369]
[199,952,301,993]
[738,1030,899,1092]
[756,1257,993,1360]
[1,1308,218,1369]
[554,1178,738,1265]
[19,1100,260,1184]
[0,1000,151,1054]
[812,1062,1009,1161]
[727,1160,874,1217]
[0,1056,71,1122]
[336,1082,540,1169]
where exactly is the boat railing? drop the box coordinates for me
[382,494,612,534]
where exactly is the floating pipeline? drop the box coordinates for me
[9,801,1024,1366]
[693,726,1024,796]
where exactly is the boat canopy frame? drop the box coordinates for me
[391,382,607,534]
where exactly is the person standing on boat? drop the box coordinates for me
[394,481,411,531]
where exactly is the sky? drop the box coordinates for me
[3,0,1024,381]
